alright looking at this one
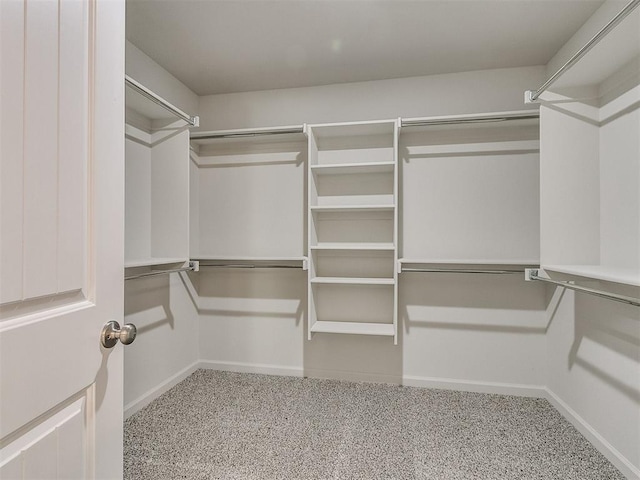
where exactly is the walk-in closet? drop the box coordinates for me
[0,0,638,478]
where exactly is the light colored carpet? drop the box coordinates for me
[124,370,624,479]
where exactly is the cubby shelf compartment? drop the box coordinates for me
[310,277,395,285]
[307,119,399,343]
[310,321,395,337]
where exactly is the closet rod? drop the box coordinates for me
[125,266,195,281]
[527,269,640,307]
[401,112,539,128]
[402,267,525,274]
[526,0,640,102]
[125,75,200,127]
[199,264,303,269]
[190,126,305,140]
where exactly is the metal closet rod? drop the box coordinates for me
[199,263,303,269]
[527,270,640,307]
[125,266,195,281]
[401,112,539,128]
[528,0,640,102]
[402,267,526,274]
[190,127,305,140]
[125,75,199,127]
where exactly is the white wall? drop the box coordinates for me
[123,272,199,415]
[545,288,640,478]
[194,65,549,391]
[197,65,543,130]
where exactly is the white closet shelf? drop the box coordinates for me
[310,321,395,337]
[310,277,395,285]
[542,265,640,287]
[124,257,189,268]
[311,243,395,251]
[125,75,198,128]
[311,162,395,175]
[310,205,395,213]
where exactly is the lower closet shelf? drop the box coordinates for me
[310,277,394,285]
[310,321,395,336]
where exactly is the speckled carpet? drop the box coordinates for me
[124,370,624,479]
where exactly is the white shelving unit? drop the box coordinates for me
[399,111,540,265]
[124,80,191,269]
[536,7,640,287]
[307,120,399,342]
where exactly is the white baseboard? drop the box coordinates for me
[198,360,304,378]
[124,361,200,419]
[304,368,402,385]
[402,375,546,398]
[544,388,640,480]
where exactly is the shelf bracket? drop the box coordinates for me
[524,91,537,104]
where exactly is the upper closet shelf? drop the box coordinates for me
[124,257,190,268]
[527,0,640,100]
[542,265,640,287]
[125,75,199,127]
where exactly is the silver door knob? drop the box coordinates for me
[101,320,137,348]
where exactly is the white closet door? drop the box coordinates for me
[0,0,125,478]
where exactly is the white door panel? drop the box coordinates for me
[0,0,125,478]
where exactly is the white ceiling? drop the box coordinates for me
[126,0,605,96]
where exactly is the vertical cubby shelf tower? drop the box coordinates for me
[307,120,399,343]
